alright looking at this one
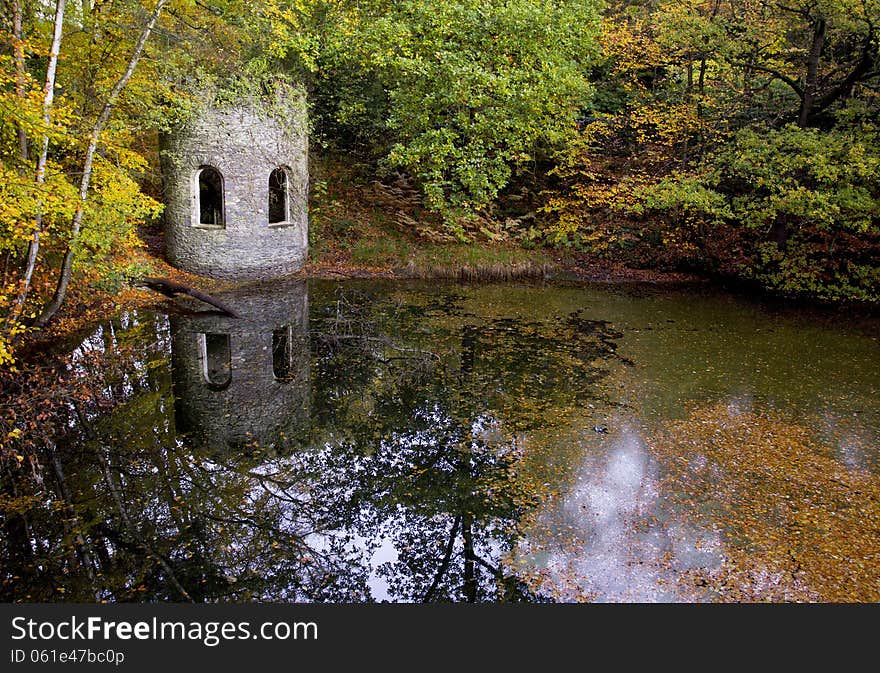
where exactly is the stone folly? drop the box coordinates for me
[160,91,308,280]
[170,280,310,454]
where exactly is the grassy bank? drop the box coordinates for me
[304,157,555,280]
[304,156,703,285]
[321,235,556,281]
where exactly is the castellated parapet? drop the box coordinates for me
[160,89,308,279]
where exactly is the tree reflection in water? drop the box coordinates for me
[0,281,623,602]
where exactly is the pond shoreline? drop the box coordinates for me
[17,235,879,363]
[25,247,704,346]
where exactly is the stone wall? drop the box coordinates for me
[160,90,308,279]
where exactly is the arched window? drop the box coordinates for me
[268,167,290,225]
[272,326,294,381]
[197,166,225,227]
[199,333,231,389]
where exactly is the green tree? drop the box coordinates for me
[636,121,880,300]
[722,0,879,128]
[269,0,603,234]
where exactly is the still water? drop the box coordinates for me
[3,279,879,602]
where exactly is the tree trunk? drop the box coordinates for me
[798,16,826,128]
[421,515,461,602]
[44,437,99,591]
[35,0,168,328]
[9,0,67,328]
[95,442,193,601]
[696,57,708,157]
[462,513,477,602]
[12,0,29,163]
[137,277,240,317]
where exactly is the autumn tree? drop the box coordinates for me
[542,0,880,300]
[0,0,272,362]
[725,0,879,128]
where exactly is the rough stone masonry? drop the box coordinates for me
[160,89,308,280]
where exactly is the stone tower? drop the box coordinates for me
[170,280,311,454]
[160,88,308,279]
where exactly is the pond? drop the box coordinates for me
[3,279,879,602]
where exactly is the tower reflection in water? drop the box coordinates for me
[169,280,310,454]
